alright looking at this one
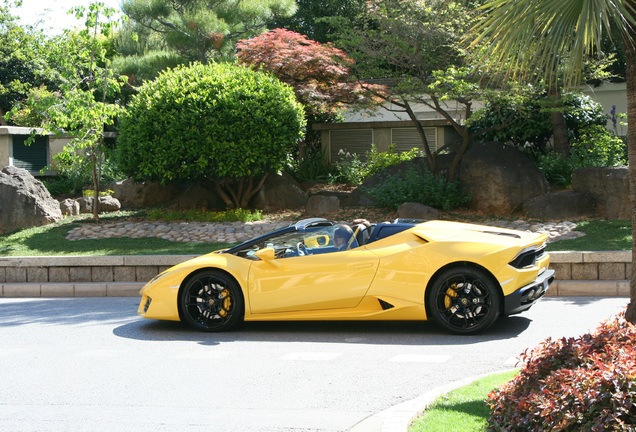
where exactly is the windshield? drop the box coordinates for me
[232,224,357,259]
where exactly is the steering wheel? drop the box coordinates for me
[297,242,308,256]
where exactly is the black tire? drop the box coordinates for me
[179,270,244,332]
[427,266,501,335]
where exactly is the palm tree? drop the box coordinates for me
[468,0,636,323]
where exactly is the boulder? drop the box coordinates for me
[396,202,440,220]
[110,179,179,209]
[305,195,340,216]
[78,196,121,214]
[60,198,80,216]
[99,195,122,212]
[253,172,308,211]
[343,187,376,207]
[459,142,549,215]
[572,166,630,219]
[0,166,62,234]
[176,183,222,210]
[523,191,595,220]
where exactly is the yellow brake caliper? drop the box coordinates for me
[218,289,232,318]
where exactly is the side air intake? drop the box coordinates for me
[378,299,394,310]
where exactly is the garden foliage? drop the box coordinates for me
[330,144,421,185]
[537,125,627,187]
[468,91,608,157]
[366,166,469,211]
[488,311,636,431]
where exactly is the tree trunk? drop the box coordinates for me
[447,130,471,182]
[548,88,570,156]
[624,19,636,323]
[212,174,269,209]
[91,150,100,221]
[403,101,436,173]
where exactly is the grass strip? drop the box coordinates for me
[408,369,518,432]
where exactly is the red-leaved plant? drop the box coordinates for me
[488,310,636,431]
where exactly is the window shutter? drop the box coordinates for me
[330,129,373,161]
[391,127,437,153]
[12,135,49,172]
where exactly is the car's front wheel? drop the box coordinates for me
[427,267,501,335]
[180,270,244,332]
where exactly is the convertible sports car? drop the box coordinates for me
[138,218,554,334]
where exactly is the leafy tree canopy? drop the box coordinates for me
[236,28,364,115]
[468,89,609,155]
[0,1,65,124]
[116,62,306,209]
[331,0,484,179]
[7,2,127,220]
[267,0,366,43]
[120,0,297,63]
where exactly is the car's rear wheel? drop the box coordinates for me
[180,270,244,332]
[427,267,501,335]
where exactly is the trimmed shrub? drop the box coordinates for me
[488,310,636,431]
[116,62,305,208]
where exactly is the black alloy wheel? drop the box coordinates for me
[180,270,244,332]
[427,267,501,335]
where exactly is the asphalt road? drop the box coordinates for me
[0,296,629,432]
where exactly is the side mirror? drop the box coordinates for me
[254,247,281,267]
[255,247,276,261]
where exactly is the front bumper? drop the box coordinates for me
[504,269,555,315]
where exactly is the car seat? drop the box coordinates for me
[353,224,370,246]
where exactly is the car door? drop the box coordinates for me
[247,248,380,314]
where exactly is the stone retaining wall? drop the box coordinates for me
[0,252,631,297]
[0,255,195,297]
[549,251,631,297]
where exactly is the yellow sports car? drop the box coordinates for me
[138,218,554,334]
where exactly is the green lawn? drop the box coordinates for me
[0,216,630,256]
[409,370,518,432]
[0,215,230,256]
[548,219,631,251]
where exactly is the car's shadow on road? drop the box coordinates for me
[113,314,533,346]
[0,296,533,345]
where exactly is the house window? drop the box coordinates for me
[11,135,49,172]
[330,129,373,161]
[391,127,437,153]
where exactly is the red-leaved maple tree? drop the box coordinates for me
[236,28,365,114]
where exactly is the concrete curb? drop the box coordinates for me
[1,282,144,297]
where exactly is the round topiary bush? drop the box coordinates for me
[116,62,306,208]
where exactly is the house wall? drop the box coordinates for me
[581,82,627,134]
[315,82,628,162]
[316,120,451,163]
[0,126,73,175]
[0,133,9,167]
